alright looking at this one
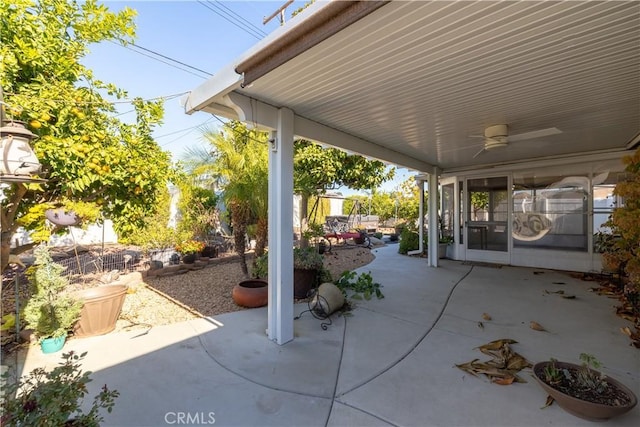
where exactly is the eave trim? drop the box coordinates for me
[236,0,389,87]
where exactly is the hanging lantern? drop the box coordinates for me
[0,121,44,183]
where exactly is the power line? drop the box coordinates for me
[209,0,268,36]
[159,117,216,147]
[112,41,211,80]
[4,91,188,106]
[197,0,266,40]
[130,42,213,77]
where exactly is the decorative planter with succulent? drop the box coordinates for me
[23,246,83,353]
[175,240,205,264]
[533,354,637,421]
[1,351,119,426]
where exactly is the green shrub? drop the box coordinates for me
[1,351,118,426]
[398,225,430,255]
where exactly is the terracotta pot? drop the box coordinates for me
[294,268,318,298]
[533,361,637,421]
[232,279,268,308]
[73,285,128,338]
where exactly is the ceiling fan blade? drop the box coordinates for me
[509,127,562,142]
[473,147,486,158]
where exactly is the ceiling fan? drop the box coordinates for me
[471,125,562,158]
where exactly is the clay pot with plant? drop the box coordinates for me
[175,240,205,264]
[250,248,325,299]
[533,353,637,421]
[293,247,324,298]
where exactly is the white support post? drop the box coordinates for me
[428,169,440,267]
[267,108,294,345]
[418,178,425,254]
[408,176,426,256]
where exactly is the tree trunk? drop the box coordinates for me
[254,216,268,257]
[299,194,309,249]
[230,201,249,276]
[1,183,28,273]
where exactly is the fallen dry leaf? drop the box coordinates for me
[492,376,515,385]
[541,395,555,409]
[621,327,632,337]
[458,340,529,386]
[476,339,518,352]
[530,321,547,332]
[482,312,492,321]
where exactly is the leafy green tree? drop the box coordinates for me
[121,187,189,252]
[371,191,396,222]
[1,0,174,271]
[176,183,219,242]
[294,140,394,243]
[395,177,422,222]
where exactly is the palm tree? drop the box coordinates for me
[195,122,269,275]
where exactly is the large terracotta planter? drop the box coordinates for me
[294,268,318,299]
[232,279,268,308]
[533,361,637,421]
[73,285,128,338]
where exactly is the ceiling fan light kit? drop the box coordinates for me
[472,124,562,158]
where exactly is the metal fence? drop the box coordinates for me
[54,249,142,284]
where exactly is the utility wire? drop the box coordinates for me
[112,41,211,80]
[129,42,213,77]
[208,0,268,37]
[159,117,215,147]
[3,91,188,106]
[197,0,265,40]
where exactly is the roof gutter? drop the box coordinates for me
[236,0,389,87]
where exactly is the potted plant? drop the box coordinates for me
[293,247,324,298]
[248,248,324,299]
[302,223,329,254]
[439,235,454,259]
[533,353,637,421]
[175,240,205,264]
[1,351,119,426]
[23,246,83,353]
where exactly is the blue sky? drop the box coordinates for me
[83,0,411,193]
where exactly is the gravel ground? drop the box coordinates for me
[115,246,375,333]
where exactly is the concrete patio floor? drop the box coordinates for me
[15,245,640,426]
